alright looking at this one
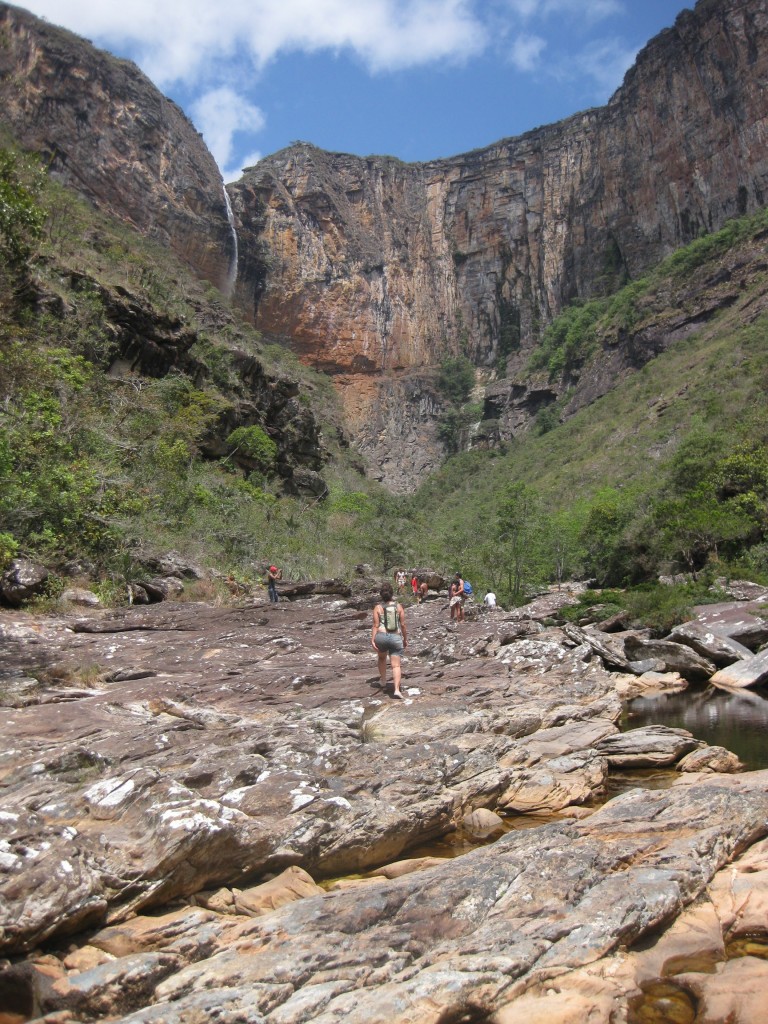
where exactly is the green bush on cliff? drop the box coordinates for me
[0,147,46,266]
[226,425,278,474]
[529,298,605,379]
[437,355,475,404]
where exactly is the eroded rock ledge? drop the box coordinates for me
[1,591,766,1022]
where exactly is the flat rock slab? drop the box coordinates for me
[0,599,624,955]
[0,596,764,1023]
[693,600,768,651]
[68,773,768,1023]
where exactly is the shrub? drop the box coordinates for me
[0,147,46,266]
[437,355,475,405]
[0,531,17,568]
[226,425,278,472]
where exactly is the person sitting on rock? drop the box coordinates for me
[371,582,408,699]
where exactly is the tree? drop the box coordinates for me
[654,483,755,575]
[437,355,475,405]
[492,482,547,604]
[580,488,637,585]
[546,507,587,588]
[226,425,278,474]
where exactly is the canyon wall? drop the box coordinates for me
[2,0,767,490]
[0,3,236,293]
[229,0,768,487]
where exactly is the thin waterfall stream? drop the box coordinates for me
[223,186,238,297]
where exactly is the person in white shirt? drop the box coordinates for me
[483,592,497,609]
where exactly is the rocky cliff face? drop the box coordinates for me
[0,3,236,293]
[229,0,768,486]
[0,3,329,496]
[2,0,766,492]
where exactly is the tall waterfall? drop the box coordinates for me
[223,186,238,297]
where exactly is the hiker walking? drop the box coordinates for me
[266,564,282,603]
[449,572,465,622]
[371,582,408,699]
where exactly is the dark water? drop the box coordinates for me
[622,685,768,770]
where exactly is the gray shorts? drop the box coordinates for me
[375,632,404,655]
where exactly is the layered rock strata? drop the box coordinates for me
[2,1,767,487]
[230,0,768,479]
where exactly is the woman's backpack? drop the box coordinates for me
[381,601,399,632]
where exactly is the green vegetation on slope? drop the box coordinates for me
[1,139,767,606]
[402,213,768,603]
[0,144,393,588]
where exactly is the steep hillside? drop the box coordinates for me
[404,208,768,599]
[0,2,236,291]
[0,1,766,601]
[4,1,765,492]
[0,143,396,589]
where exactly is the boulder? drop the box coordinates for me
[623,636,716,680]
[693,600,768,652]
[0,558,50,607]
[594,725,702,767]
[232,866,324,917]
[61,587,101,608]
[563,623,630,670]
[139,576,185,601]
[713,578,768,602]
[677,746,743,773]
[709,648,768,690]
[143,552,206,581]
[462,808,506,837]
[666,620,753,667]
[613,670,687,700]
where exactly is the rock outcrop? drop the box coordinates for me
[1,587,766,1020]
[2,1,767,488]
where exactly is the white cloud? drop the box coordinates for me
[190,87,266,183]
[509,32,546,72]
[570,37,639,98]
[20,0,640,172]
[504,0,622,21]
[23,0,488,84]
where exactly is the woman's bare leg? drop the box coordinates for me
[377,650,388,685]
[391,655,402,695]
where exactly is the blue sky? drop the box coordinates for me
[22,1,694,182]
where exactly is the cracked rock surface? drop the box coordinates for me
[1,593,765,1022]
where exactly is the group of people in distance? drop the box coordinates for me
[395,568,429,603]
[269,563,495,702]
[374,570,498,699]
